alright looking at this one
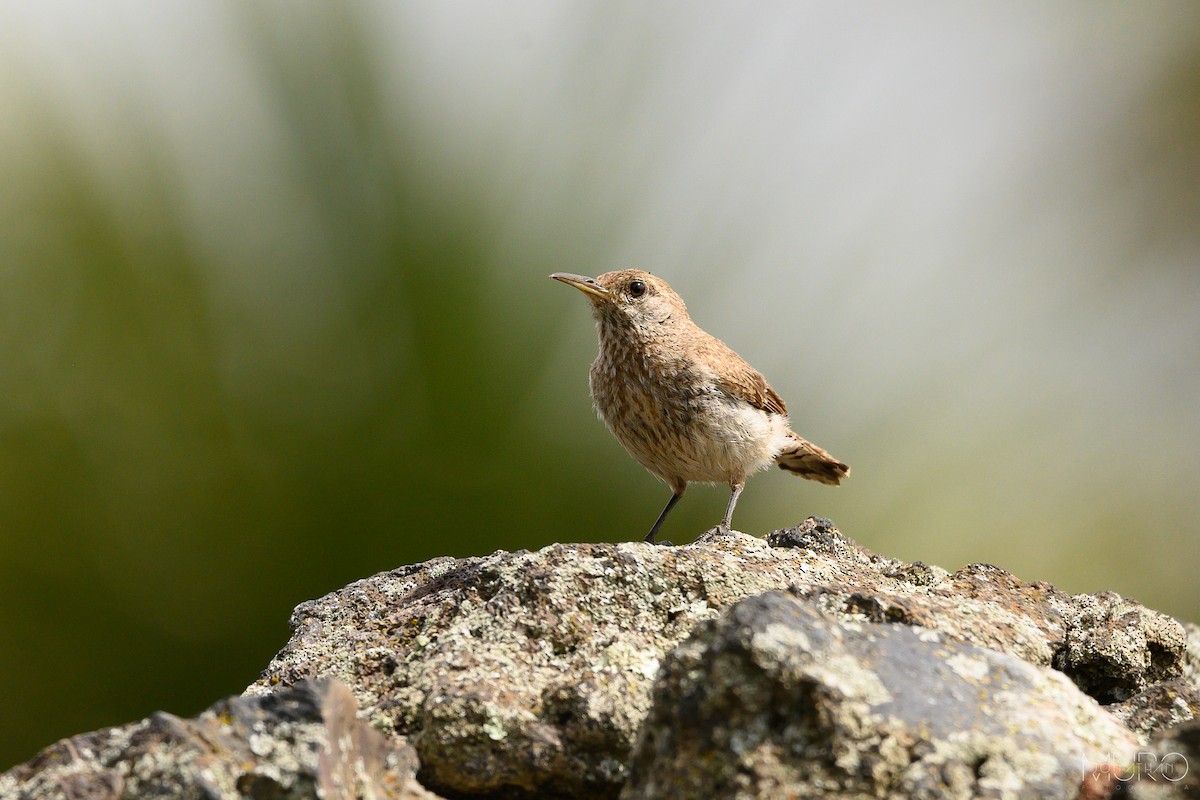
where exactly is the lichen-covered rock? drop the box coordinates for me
[621,591,1139,800]
[1108,719,1200,800]
[1054,591,1185,704]
[0,680,440,800]
[1109,679,1200,741]
[251,535,820,798]
[247,520,1187,798]
[1080,718,1200,799]
[4,519,1191,799]
[1183,622,1200,688]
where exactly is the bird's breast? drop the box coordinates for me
[588,346,785,485]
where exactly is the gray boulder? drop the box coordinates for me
[0,679,440,800]
[2,519,1195,799]
[246,520,1188,798]
[1109,718,1200,799]
[621,590,1138,800]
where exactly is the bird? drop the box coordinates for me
[551,269,848,543]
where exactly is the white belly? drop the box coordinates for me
[594,377,791,486]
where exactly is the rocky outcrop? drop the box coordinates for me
[2,518,1196,799]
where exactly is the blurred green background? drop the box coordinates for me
[1,1,1198,769]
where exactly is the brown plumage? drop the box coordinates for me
[551,269,849,542]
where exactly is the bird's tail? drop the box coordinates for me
[775,432,850,486]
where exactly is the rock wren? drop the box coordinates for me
[552,269,849,542]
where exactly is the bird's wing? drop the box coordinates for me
[693,333,788,416]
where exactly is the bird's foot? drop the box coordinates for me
[643,530,676,546]
[692,524,737,543]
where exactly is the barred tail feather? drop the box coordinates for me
[775,432,849,486]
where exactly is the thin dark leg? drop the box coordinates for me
[719,482,745,532]
[645,490,684,543]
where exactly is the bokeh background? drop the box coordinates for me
[1,0,1198,769]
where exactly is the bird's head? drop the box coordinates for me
[550,269,688,328]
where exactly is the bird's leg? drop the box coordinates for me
[645,484,685,543]
[719,481,745,533]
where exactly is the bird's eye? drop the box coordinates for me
[628,280,647,298]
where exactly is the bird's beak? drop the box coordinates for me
[550,272,615,302]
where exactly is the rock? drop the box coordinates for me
[0,679,441,800]
[1108,718,1200,799]
[621,591,1139,800]
[1054,591,1185,704]
[1183,623,1200,688]
[1109,679,1200,741]
[247,520,1187,798]
[251,539,814,799]
[3,518,1194,799]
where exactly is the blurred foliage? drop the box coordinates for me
[0,4,612,765]
[1,1,1199,770]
